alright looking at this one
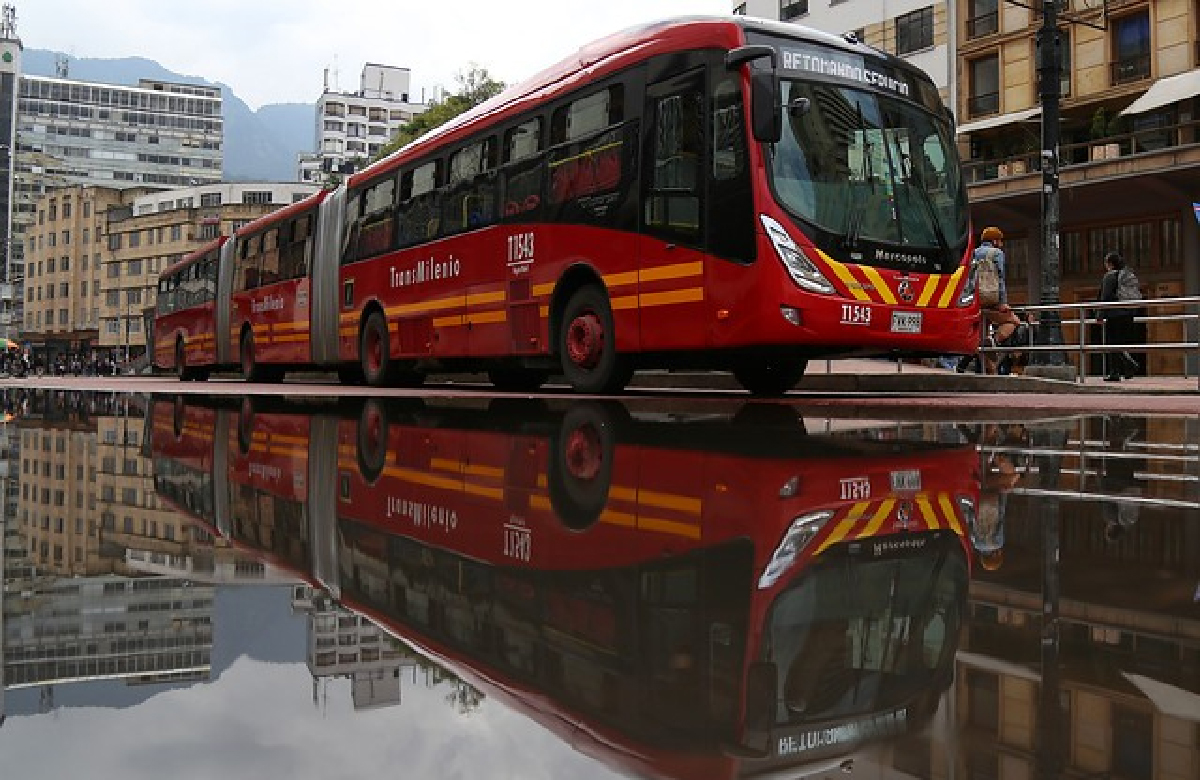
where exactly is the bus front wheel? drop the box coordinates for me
[733,358,808,397]
[558,286,632,394]
[240,330,279,383]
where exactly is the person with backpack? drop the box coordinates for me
[958,226,1025,373]
[1098,251,1141,381]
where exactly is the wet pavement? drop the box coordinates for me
[1,388,1197,780]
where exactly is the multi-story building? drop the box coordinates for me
[1,8,23,343]
[22,182,317,364]
[956,0,1200,372]
[297,63,426,184]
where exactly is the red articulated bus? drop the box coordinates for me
[151,395,977,777]
[153,15,976,395]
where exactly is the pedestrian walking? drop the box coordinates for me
[958,226,1026,374]
[1098,251,1140,381]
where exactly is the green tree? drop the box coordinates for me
[375,65,506,160]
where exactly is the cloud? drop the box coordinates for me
[18,0,731,108]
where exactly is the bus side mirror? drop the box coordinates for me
[726,45,782,145]
[751,72,783,144]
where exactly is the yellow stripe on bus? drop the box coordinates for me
[916,276,941,307]
[273,334,309,343]
[938,493,964,535]
[603,270,640,289]
[859,267,897,305]
[822,256,872,302]
[639,261,703,283]
[640,287,704,307]
[936,266,965,308]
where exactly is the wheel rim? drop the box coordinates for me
[566,312,604,370]
[564,424,603,481]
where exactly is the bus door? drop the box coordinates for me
[639,67,711,352]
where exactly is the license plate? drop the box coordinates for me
[890,311,923,333]
[890,469,922,492]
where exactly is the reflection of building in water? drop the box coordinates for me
[2,575,214,714]
[292,584,426,712]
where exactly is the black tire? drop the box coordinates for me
[548,402,621,530]
[237,397,256,455]
[733,358,808,397]
[558,285,632,394]
[356,399,390,483]
[172,395,187,438]
[488,367,551,393]
[175,338,191,382]
[359,310,394,388]
[239,330,282,383]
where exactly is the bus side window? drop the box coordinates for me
[397,160,441,247]
[242,235,262,290]
[444,137,498,235]
[500,118,544,221]
[547,83,634,228]
[353,176,398,260]
[260,229,280,285]
[644,69,704,246]
[281,214,312,280]
[707,70,755,262]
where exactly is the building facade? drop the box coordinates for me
[22,182,317,365]
[297,63,426,184]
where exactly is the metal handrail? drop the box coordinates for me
[975,295,1200,388]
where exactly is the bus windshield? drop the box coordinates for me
[765,538,967,727]
[770,80,967,257]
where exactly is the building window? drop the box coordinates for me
[242,191,272,205]
[968,55,1000,117]
[1059,28,1072,97]
[967,670,1000,733]
[895,6,934,55]
[1111,706,1153,780]
[1111,12,1151,84]
[967,0,998,38]
[200,192,222,207]
[779,0,808,21]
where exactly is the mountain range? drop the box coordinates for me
[24,49,314,182]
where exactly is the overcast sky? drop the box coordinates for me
[17,0,733,109]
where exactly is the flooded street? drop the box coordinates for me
[1,389,1197,779]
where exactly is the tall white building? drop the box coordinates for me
[297,63,426,183]
[733,1,955,102]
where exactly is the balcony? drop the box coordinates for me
[1111,55,1151,86]
[964,115,1200,188]
[966,12,998,39]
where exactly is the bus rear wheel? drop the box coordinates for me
[548,402,619,530]
[356,399,390,483]
[733,358,808,397]
[558,285,632,394]
[240,330,281,383]
[175,338,191,381]
[360,311,394,388]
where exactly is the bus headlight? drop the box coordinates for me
[757,510,835,590]
[760,215,836,295]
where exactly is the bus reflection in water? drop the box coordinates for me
[151,396,977,777]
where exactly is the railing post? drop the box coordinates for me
[1078,304,1087,384]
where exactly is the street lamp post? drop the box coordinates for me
[1026,0,1073,379]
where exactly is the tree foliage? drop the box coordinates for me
[375,65,506,160]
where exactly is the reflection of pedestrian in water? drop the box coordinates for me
[959,424,1026,571]
[1100,415,1146,541]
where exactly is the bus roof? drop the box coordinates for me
[161,235,227,279]
[234,188,330,239]
[349,14,923,189]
